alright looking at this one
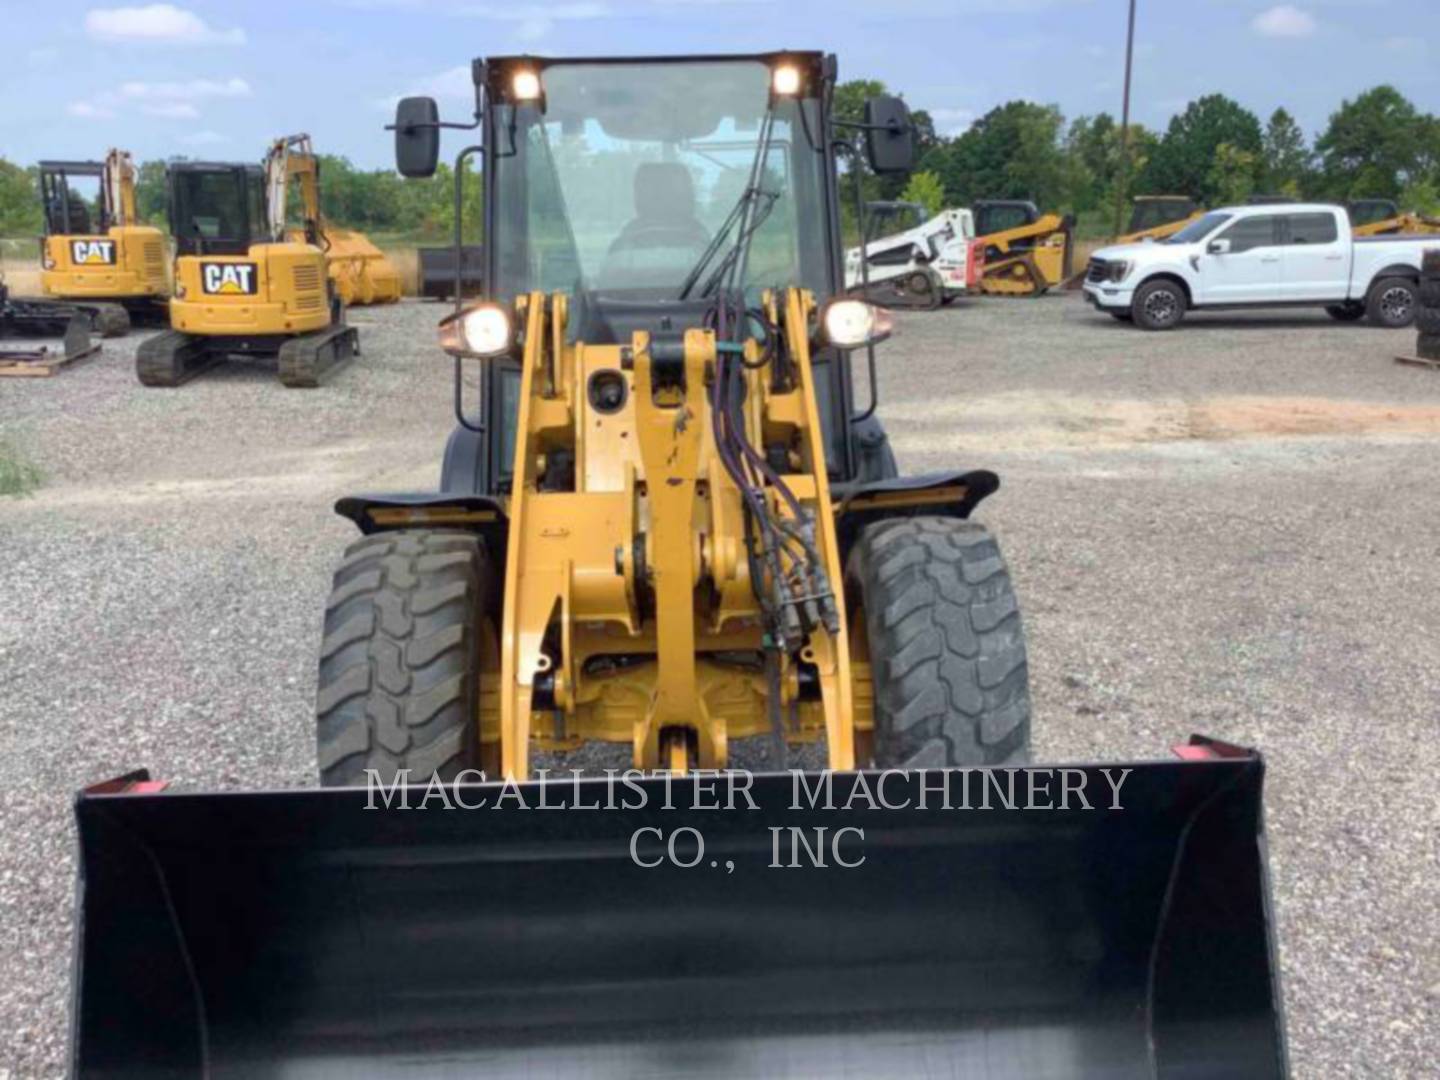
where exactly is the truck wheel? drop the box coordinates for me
[1325,303,1365,322]
[1366,277,1417,328]
[316,530,492,786]
[846,518,1030,768]
[1131,279,1185,330]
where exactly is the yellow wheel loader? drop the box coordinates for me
[35,150,167,336]
[1347,198,1440,237]
[70,53,1287,1079]
[973,198,1074,295]
[136,135,359,387]
[1116,195,1203,244]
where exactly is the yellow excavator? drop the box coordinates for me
[70,53,1287,1080]
[37,150,167,336]
[136,134,359,387]
[972,198,1074,295]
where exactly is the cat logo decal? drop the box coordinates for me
[70,239,116,265]
[201,263,258,295]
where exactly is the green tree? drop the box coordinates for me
[1140,94,1263,202]
[1315,85,1433,200]
[1208,142,1261,205]
[134,159,171,224]
[900,170,946,215]
[0,159,41,236]
[927,100,1065,207]
[1261,108,1311,196]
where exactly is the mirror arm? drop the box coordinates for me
[834,136,879,425]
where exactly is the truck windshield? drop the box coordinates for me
[490,60,832,306]
[1164,211,1232,244]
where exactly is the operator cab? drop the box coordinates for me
[165,163,265,256]
[39,161,106,235]
[973,199,1040,238]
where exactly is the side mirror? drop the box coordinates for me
[863,96,915,175]
[394,97,440,178]
[1207,238,1231,255]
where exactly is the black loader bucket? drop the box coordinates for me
[72,745,1287,1079]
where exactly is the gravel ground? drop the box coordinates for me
[2,295,1438,1077]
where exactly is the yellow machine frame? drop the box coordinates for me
[167,137,332,338]
[40,150,167,303]
[1353,212,1440,237]
[473,288,864,777]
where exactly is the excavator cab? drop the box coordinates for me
[71,52,1287,1080]
[36,152,168,335]
[138,139,359,387]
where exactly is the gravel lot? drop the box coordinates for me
[3,295,1438,1077]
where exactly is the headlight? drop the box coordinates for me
[772,64,801,96]
[438,302,513,358]
[512,70,542,102]
[1108,260,1133,283]
[819,299,893,350]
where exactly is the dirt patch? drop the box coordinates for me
[887,393,1440,452]
[1185,397,1440,440]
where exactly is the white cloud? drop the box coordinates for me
[84,4,246,45]
[1252,5,1316,39]
[65,77,249,125]
[928,107,976,137]
[119,77,252,100]
[459,2,609,43]
[180,130,229,147]
[141,102,201,119]
[67,100,116,119]
[1383,35,1427,56]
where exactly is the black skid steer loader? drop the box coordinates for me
[70,52,1288,1079]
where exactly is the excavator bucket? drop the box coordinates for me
[288,227,404,305]
[72,747,1286,1079]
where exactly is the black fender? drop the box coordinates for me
[832,469,999,563]
[334,493,509,564]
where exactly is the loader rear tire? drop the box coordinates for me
[846,518,1030,768]
[316,530,491,786]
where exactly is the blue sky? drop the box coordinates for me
[1,1,1435,169]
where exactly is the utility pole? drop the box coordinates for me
[1113,0,1138,236]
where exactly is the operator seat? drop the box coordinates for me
[608,163,709,256]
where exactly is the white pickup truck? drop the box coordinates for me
[1082,202,1438,330]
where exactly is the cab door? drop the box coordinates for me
[1197,214,1282,304]
[1279,211,1348,300]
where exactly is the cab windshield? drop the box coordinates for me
[490,60,832,307]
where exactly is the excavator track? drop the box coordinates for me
[83,302,131,338]
[277,323,360,388]
[134,330,220,387]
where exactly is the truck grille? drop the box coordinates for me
[1086,258,1108,283]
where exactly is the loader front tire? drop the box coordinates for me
[315,530,491,786]
[846,518,1031,768]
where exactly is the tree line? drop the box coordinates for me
[2,82,1437,242]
